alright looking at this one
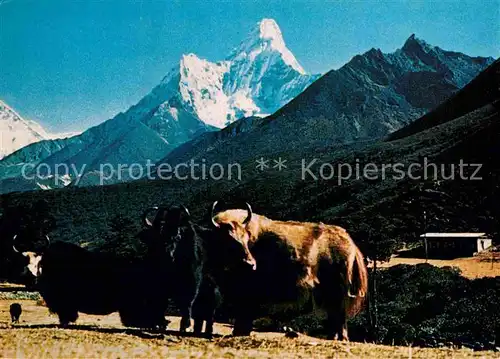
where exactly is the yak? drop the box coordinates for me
[141,205,221,338]
[12,234,169,329]
[208,201,368,341]
[10,303,22,323]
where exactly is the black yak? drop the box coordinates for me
[13,235,169,329]
[140,205,221,338]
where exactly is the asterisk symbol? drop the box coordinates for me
[273,157,287,171]
[255,157,270,171]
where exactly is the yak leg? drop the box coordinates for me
[176,272,203,333]
[232,309,253,336]
[231,287,255,336]
[48,298,78,327]
[231,294,254,336]
[177,287,196,332]
[174,291,194,332]
[179,306,192,332]
[316,259,350,341]
[192,313,214,339]
[232,320,252,336]
[191,275,220,338]
[203,294,219,339]
[232,294,253,336]
[58,309,78,327]
[326,313,348,341]
[199,292,217,338]
[204,317,215,338]
[193,319,204,335]
[325,298,348,341]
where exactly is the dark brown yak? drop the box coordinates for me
[209,202,368,340]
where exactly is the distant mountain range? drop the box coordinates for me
[0,19,494,193]
[155,34,494,172]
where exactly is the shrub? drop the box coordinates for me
[348,264,500,349]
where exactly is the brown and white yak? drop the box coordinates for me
[207,202,368,340]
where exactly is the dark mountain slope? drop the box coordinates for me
[262,35,493,139]
[388,59,500,141]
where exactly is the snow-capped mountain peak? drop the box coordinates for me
[0,100,49,159]
[256,18,305,74]
[0,100,80,159]
[147,19,317,129]
[228,18,306,75]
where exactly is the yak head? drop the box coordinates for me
[210,201,257,271]
[12,234,50,277]
[141,205,192,258]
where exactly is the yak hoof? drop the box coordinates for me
[283,326,299,338]
[285,331,299,339]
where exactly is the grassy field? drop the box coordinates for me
[0,299,497,358]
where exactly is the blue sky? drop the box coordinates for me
[1,0,498,133]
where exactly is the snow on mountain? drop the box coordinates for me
[0,100,81,161]
[145,18,318,129]
[0,100,50,159]
[0,18,318,191]
[224,18,318,116]
[233,18,306,75]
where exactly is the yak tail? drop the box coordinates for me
[347,246,368,317]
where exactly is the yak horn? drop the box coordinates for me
[180,205,191,217]
[45,235,51,245]
[243,202,253,225]
[210,201,220,228]
[142,206,159,228]
[12,234,19,253]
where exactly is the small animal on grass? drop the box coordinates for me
[10,303,22,323]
